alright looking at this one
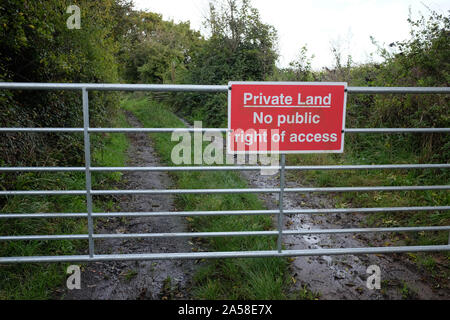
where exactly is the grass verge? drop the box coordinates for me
[0,110,129,299]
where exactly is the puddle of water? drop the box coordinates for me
[239,168,448,300]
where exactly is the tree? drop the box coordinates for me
[118,11,203,84]
[171,0,278,126]
[287,45,315,81]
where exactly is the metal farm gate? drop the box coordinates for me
[0,82,449,263]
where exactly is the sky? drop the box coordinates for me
[133,0,450,70]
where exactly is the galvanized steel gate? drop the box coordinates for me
[0,82,449,263]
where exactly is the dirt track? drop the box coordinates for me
[62,112,195,300]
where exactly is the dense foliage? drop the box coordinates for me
[117,11,203,84]
[0,0,132,169]
[369,11,450,162]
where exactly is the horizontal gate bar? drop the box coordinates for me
[0,213,89,218]
[90,128,226,133]
[284,185,450,193]
[0,190,86,196]
[0,128,84,132]
[1,127,449,133]
[286,164,450,170]
[347,87,450,94]
[0,185,448,196]
[284,206,450,214]
[1,205,449,219]
[1,244,449,263]
[91,128,450,133]
[0,167,85,172]
[0,83,229,92]
[0,210,276,219]
[2,163,450,172]
[1,82,449,94]
[93,128,450,133]
[345,128,450,133]
[1,225,449,241]
[1,163,449,172]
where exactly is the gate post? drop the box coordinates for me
[277,154,286,253]
[82,88,95,258]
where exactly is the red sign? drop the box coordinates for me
[227,82,347,153]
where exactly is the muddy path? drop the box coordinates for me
[241,169,449,299]
[62,112,196,300]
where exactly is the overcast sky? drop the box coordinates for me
[133,0,449,69]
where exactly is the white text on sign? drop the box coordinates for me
[243,92,332,107]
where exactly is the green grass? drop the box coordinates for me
[0,110,129,299]
[122,94,296,300]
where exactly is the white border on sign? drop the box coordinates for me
[227,81,348,154]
